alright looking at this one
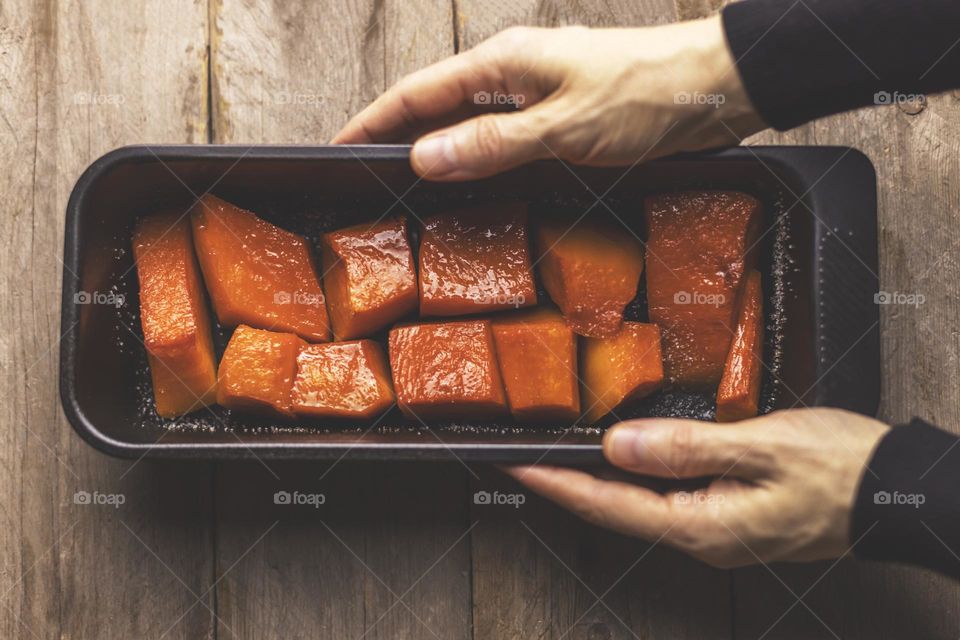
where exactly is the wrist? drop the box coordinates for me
[679,14,767,143]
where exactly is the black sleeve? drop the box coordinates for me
[721,0,960,130]
[851,418,960,577]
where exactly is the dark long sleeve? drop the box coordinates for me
[722,0,960,130]
[851,419,960,577]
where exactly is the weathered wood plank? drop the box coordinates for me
[210,2,471,638]
[672,2,960,637]
[0,0,214,638]
[471,467,731,640]
[454,4,733,639]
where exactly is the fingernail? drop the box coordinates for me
[412,135,456,176]
[606,428,646,466]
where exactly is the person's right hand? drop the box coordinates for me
[333,14,767,180]
[505,409,888,568]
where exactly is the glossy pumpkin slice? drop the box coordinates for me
[716,270,764,422]
[388,320,508,421]
[580,322,664,423]
[645,191,761,389]
[535,214,644,338]
[492,308,580,423]
[320,216,417,340]
[291,340,395,420]
[133,210,218,418]
[191,194,331,342]
[217,325,303,418]
[418,201,537,316]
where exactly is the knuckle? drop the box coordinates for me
[495,25,534,49]
[569,482,618,531]
[470,116,505,162]
[667,424,698,475]
[671,519,740,568]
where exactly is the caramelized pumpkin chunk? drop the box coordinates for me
[291,340,395,420]
[191,194,331,342]
[645,191,761,389]
[535,215,643,338]
[419,202,537,316]
[716,271,764,422]
[320,216,417,340]
[133,210,218,418]
[216,325,302,418]
[492,308,580,423]
[388,320,508,421]
[581,322,664,423]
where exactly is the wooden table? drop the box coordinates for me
[3,1,959,638]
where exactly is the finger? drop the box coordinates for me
[410,107,554,180]
[502,464,702,542]
[603,418,774,480]
[332,51,498,144]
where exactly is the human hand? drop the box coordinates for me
[333,14,766,180]
[505,409,888,568]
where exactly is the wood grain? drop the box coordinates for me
[0,0,214,639]
[209,1,471,638]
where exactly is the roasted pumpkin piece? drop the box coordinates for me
[291,340,395,420]
[190,194,331,342]
[535,215,644,338]
[492,308,580,423]
[388,320,508,421]
[418,201,537,316]
[216,325,302,418]
[133,210,218,418]
[644,191,761,389]
[716,270,764,422]
[320,216,417,340]
[580,322,664,424]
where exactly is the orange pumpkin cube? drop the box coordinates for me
[291,340,395,420]
[191,194,331,342]
[716,271,764,422]
[388,320,508,421]
[535,216,644,338]
[645,191,761,389]
[133,210,218,418]
[581,322,664,423]
[320,216,417,340]
[418,202,537,316]
[216,325,303,418]
[492,308,580,423]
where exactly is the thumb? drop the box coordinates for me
[603,418,773,480]
[410,107,553,181]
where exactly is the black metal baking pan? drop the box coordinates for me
[59,144,879,463]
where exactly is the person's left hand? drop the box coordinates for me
[504,408,887,568]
